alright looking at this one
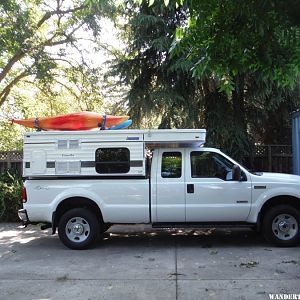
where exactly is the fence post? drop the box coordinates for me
[7,152,11,169]
[268,145,272,172]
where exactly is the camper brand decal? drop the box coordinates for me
[126,136,139,141]
[34,186,49,190]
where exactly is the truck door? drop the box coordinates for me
[155,149,186,222]
[185,150,251,222]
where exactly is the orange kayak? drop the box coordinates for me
[12,112,130,131]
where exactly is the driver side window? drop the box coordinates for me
[190,151,234,181]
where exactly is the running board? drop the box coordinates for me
[152,222,254,229]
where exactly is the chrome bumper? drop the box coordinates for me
[18,208,30,225]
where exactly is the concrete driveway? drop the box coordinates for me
[0,223,299,300]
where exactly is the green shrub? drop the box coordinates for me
[0,170,22,222]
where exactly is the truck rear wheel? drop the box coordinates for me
[58,208,100,250]
[262,205,300,247]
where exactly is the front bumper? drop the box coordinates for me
[18,208,30,225]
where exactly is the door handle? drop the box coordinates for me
[187,184,194,193]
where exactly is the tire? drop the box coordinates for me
[262,205,300,247]
[58,208,100,250]
[101,224,111,233]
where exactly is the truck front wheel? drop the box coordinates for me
[58,208,100,250]
[262,205,300,247]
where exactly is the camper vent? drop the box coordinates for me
[55,161,81,174]
[57,139,80,149]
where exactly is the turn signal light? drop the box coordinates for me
[22,186,27,203]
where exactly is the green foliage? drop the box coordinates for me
[0,0,125,150]
[162,154,181,177]
[113,0,300,161]
[111,0,203,129]
[0,170,22,222]
[203,91,254,160]
[0,0,113,108]
[1,0,299,163]
[0,64,108,150]
[172,0,300,93]
[0,120,23,151]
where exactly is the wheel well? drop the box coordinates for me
[259,195,300,224]
[53,197,103,231]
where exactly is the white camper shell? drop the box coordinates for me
[23,129,206,178]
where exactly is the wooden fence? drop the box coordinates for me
[245,145,293,174]
[0,145,294,176]
[0,151,23,175]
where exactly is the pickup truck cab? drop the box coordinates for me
[18,129,300,249]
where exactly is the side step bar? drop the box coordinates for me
[152,222,255,229]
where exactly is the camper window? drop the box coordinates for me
[95,148,130,174]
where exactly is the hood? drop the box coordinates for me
[251,172,300,184]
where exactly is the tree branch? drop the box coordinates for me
[96,42,124,60]
[52,78,80,100]
[36,4,87,28]
[0,71,29,107]
[0,50,26,83]
[0,4,87,84]
[44,22,84,47]
[50,57,79,68]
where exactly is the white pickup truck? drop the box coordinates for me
[18,129,300,249]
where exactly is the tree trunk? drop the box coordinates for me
[232,75,246,132]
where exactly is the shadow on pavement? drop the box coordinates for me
[101,227,267,249]
[0,223,271,251]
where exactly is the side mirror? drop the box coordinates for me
[232,165,242,181]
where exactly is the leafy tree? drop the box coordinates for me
[173,0,300,92]
[113,0,300,161]
[0,64,108,150]
[0,0,125,150]
[0,0,114,108]
[171,0,300,158]
[110,0,204,129]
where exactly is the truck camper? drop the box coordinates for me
[18,129,300,249]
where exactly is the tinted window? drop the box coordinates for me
[191,151,234,180]
[95,148,130,174]
[161,152,182,178]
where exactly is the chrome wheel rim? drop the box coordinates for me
[272,214,298,241]
[66,217,90,243]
